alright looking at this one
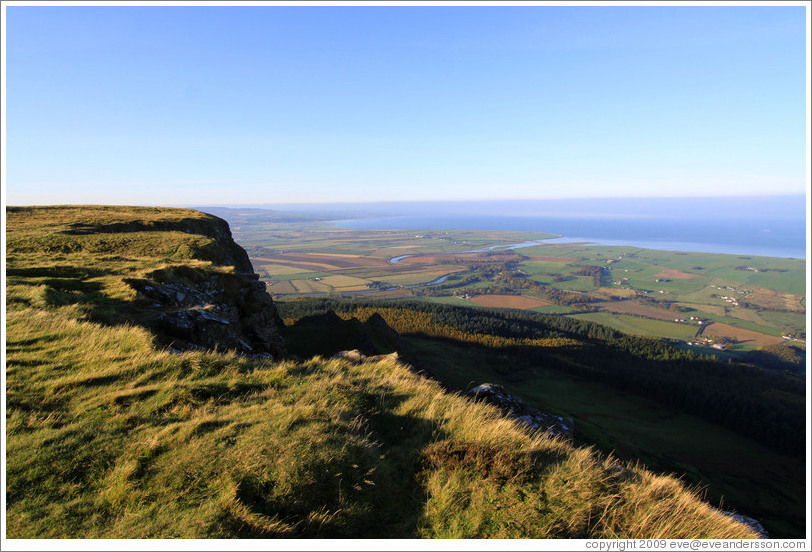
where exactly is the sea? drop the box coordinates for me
[328,196,807,259]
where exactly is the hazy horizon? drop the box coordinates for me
[191,195,808,259]
[7,192,808,210]
[190,193,807,213]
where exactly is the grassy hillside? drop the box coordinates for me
[401,336,805,538]
[5,206,760,538]
[275,297,807,537]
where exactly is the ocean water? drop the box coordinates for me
[334,211,807,259]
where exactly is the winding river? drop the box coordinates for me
[272,239,547,297]
[387,239,547,264]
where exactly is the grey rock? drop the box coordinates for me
[196,310,230,325]
[124,250,286,359]
[333,349,366,364]
[516,415,539,429]
[717,510,769,539]
[468,383,573,440]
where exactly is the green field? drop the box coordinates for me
[758,310,807,335]
[549,275,598,292]
[221,213,805,362]
[531,304,574,314]
[265,270,331,281]
[568,313,701,340]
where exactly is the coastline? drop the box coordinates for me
[332,216,807,260]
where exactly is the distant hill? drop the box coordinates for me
[5,205,761,539]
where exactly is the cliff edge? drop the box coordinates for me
[6,205,285,357]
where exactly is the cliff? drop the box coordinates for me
[6,205,285,358]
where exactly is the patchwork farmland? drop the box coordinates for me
[226,214,805,361]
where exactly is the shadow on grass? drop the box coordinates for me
[62,218,212,236]
[7,266,111,279]
[226,392,445,538]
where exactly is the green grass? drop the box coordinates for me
[567,313,701,341]
[696,312,785,337]
[549,275,598,293]
[531,304,574,314]
[5,205,763,539]
[520,260,577,275]
[757,310,807,335]
[7,304,761,539]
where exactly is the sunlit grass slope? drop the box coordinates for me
[6,205,253,329]
[5,206,758,538]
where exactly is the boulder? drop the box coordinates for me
[127,270,286,358]
[468,383,573,440]
[717,511,769,539]
[332,349,366,364]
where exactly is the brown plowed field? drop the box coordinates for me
[601,301,676,321]
[595,287,637,299]
[402,253,523,264]
[525,256,579,262]
[400,254,464,264]
[743,287,805,313]
[252,253,390,270]
[655,269,696,280]
[703,323,783,347]
[469,295,551,309]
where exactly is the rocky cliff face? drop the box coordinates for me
[120,214,286,358]
[126,267,285,358]
[7,205,287,359]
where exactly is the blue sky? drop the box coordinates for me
[4,4,808,205]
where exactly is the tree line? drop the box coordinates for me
[277,297,805,455]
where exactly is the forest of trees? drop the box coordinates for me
[570,265,606,287]
[277,298,806,455]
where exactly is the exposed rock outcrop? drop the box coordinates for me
[113,212,286,358]
[718,511,769,539]
[127,268,286,358]
[6,206,285,358]
[467,383,573,440]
